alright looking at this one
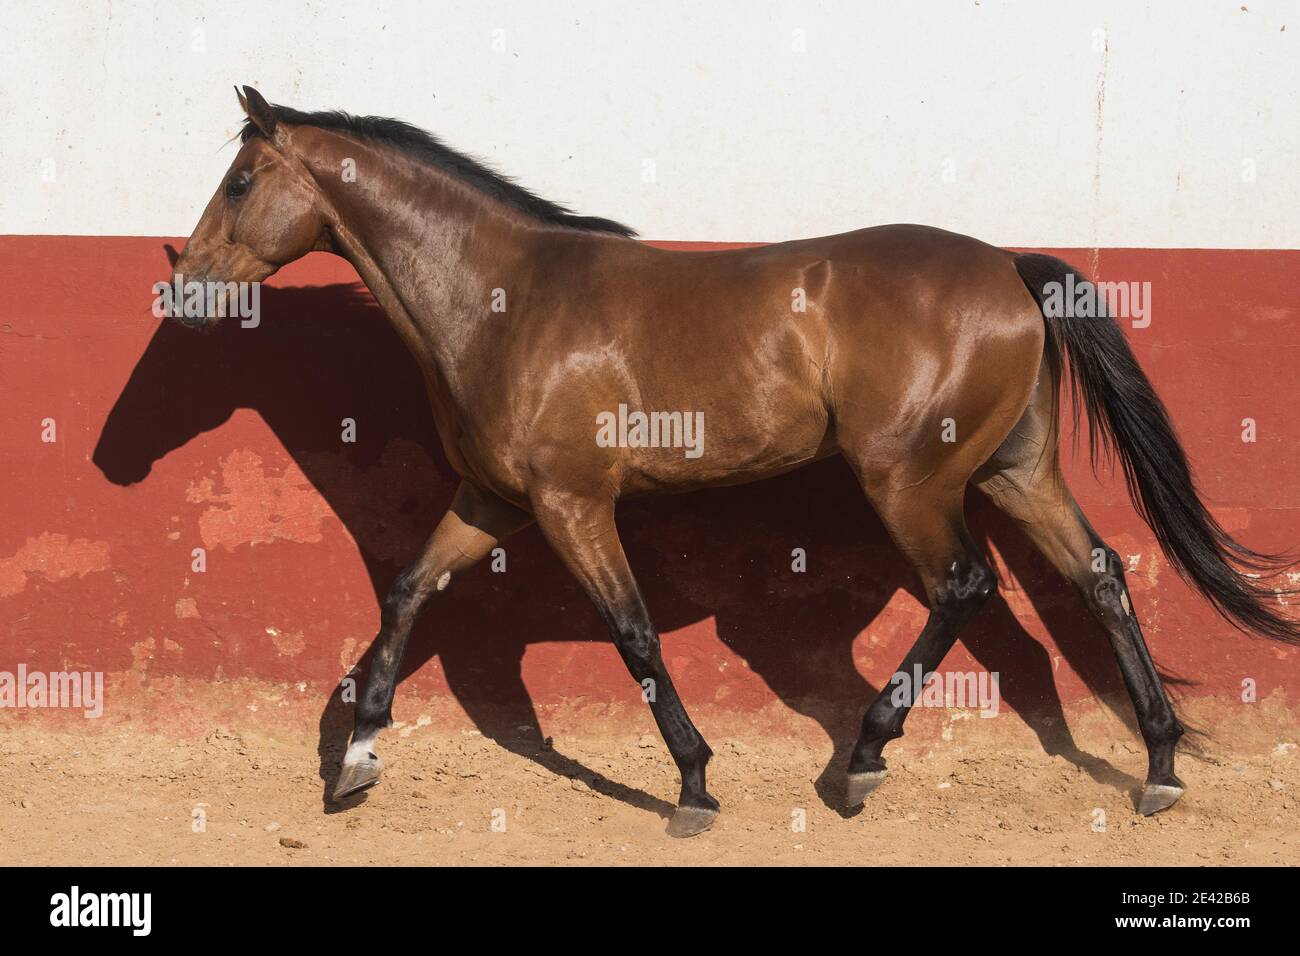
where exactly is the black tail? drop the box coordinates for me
[1013,253,1299,643]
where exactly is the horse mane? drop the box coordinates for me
[241,106,637,238]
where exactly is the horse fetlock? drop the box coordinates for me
[1143,714,1185,747]
[854,712,903,762]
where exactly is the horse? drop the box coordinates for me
[167,86,1297,837]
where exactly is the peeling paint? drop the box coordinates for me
[0,533,111,598]
[399,714,433,737]
[338,637,358,671]
[265,626,306,657]
[1210,506,1252,535]
[129,638,156,674]
[186,450,334,551]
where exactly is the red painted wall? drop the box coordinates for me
[1,236,1296,734]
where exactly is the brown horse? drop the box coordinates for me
[169,87,1297,837]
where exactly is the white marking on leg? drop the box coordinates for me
[344,733,379,767]
[435,571,452,591]
[1120,591,1132,615]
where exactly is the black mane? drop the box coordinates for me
[241,106,637,238]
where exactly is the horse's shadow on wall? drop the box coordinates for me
[95,278,1149,820]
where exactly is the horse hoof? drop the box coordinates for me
[1137,783,1184,816]
[666,805,719,838]
[845,769,888,807]
[332,755,383,801]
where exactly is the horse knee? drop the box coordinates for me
[381,566,452,629]
[934,556,996,618]
[612,620,661,675]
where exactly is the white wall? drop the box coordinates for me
[3,0,1298,246]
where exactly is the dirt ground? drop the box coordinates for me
[1,681,1296,866]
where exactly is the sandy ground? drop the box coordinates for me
[1,684,1296,866]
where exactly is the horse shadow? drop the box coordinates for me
[94,277,1149,820]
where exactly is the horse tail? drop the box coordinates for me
[1013,252,1299,642]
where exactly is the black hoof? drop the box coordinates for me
[1137,782,1184,816]
[666,804,719,838]
[845,769,888,807]
[332,755,383,801]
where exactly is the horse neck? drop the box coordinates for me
[306,137,539,392]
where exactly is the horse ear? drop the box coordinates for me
[239,85,278,139]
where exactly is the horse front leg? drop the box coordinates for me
[333,481,532,800]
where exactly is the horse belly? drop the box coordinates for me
[615,398,833,495]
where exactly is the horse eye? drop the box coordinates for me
[225,174,251,200]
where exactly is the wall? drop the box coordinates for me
[3,0,1300,246]
[2,236,1296,734]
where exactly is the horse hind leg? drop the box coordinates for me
[974,445,1186,815]
[844,486,998,805]
[837,341,1037,803]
